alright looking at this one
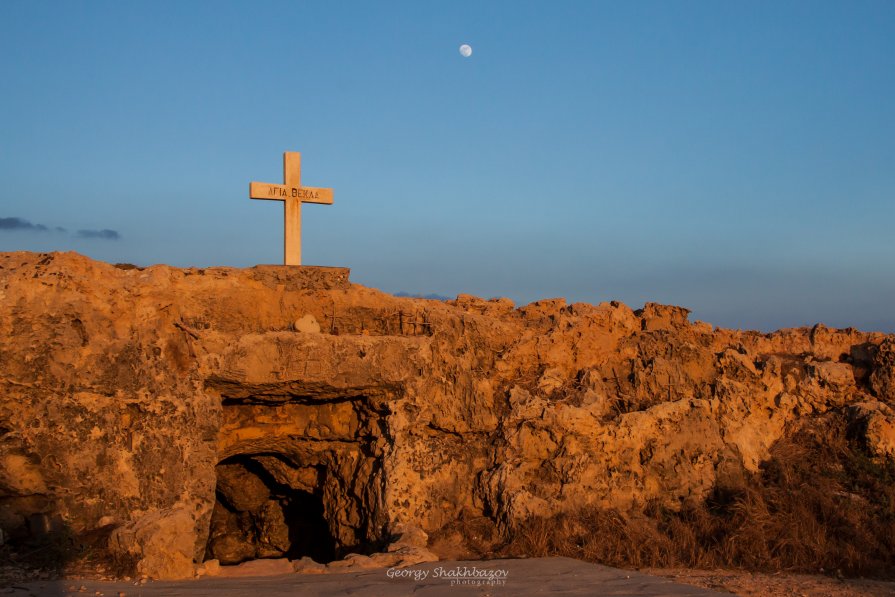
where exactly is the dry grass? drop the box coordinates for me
[504,413,895,578]
[510,508,677,568]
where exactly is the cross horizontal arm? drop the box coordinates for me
[249,182,334,205]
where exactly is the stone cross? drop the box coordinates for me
[249,151,334,266]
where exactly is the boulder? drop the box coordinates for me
[108,505,200,579]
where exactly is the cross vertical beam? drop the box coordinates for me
[249,151,334,266]
[283,152,302,266]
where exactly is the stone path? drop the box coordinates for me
[5,558,727,596]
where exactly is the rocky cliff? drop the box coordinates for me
[1,252,893,579]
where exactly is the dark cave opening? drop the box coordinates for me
[281,486,336,563]
[204,454,337,565]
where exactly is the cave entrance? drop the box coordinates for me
[206,388,393,566]
[205,454,337,565]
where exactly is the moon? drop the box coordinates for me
[459,44,472,58]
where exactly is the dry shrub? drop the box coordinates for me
[508,508,675,568]
[504,413,895,577]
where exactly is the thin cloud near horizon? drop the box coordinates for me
[76,229,120,240]
[0,217,65,233]
[0,217,121,240]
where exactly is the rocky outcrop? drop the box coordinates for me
[0,251,892,578]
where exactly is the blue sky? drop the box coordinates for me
[2,1,893,332]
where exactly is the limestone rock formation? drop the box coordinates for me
[0,251,893,578]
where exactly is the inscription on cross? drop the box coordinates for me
[249,151,334,266]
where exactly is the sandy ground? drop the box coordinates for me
[3,558,727,597]
[646,568,895,597]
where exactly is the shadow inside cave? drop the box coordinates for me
[204,454,337,566]
[281,484,336,563]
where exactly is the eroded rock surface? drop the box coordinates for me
[0,251,893,578]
